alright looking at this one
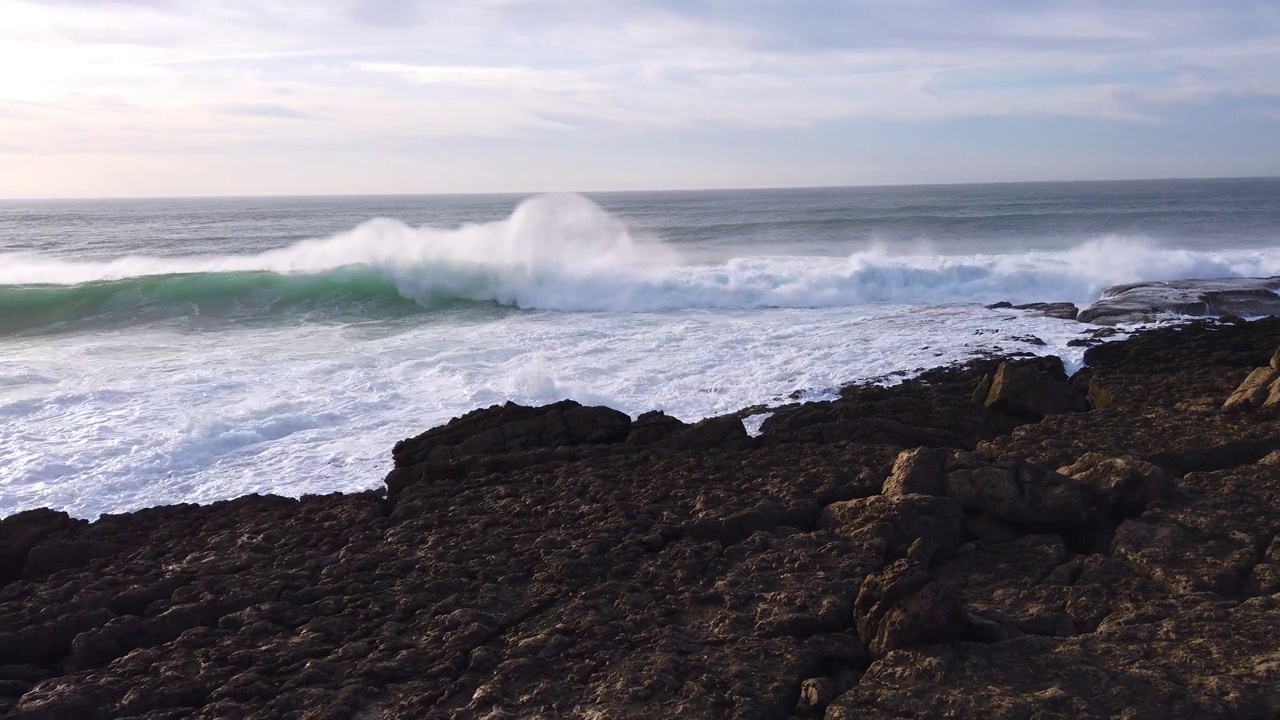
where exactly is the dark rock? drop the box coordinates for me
[882,447,948,497]
[821,494,964,564]
[660,415,751,450]
[854,560,969,658]
[1057,453,1170,517]
[22,538,124,579]
[3,317,1280,717]
[625,410,687,445]
[1080,277,1280,325]
[982,356,1087,421]
[943,452,1096,533]
[0,509,82,584]
[1012,302,1079,321]
[391,400,632,468]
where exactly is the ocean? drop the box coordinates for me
[2,178,1279,519]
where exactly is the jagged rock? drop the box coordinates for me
[1013,302,1080,321]
[391,400,632,468]
[4,318,1280,717]
[986,302,1080,321]
[1111,519,1257,596]
[0,509,82,585]
[795,676,839,716]
[944,453,1095,533]
[1222,367,1279,412]
[854,560,969,658]
[625,410,687,445]
[882,447,948,497]
[661,415,751,450]
[1079,277,1280,325]
[820,495,964,565]
[983,356,1087,421]
[1174,397,1219,412]
[1057,453,1170,517]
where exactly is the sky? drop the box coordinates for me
[1,0,1278,197]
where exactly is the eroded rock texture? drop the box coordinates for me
[3,318,1280,719]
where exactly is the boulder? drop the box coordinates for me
[1079,277,1280,326]
[943,453,1096,533]
[391,400,632,468]
[882,447,948,497]
[1222,367,1280,412]
[983,356,1086,421]
[1013,302,1080,321]
[1057,453,1170,517]
[660,415,751,450]
[854,559,969,658]
[625,410,687,445]
[820,495,964,565]
[0,509,82,585]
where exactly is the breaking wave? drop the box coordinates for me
[3,193,1279,334]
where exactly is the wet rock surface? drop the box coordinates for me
[1079,277,1280,325]
[4,319,1280,718]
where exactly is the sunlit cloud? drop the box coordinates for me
[1,0,1277,195]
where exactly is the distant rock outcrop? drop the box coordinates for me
[1079,277,1280,325]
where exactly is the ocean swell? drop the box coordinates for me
[3,193,1280,334]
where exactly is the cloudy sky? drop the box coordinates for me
[2,0,1278,197]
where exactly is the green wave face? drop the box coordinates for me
[0,267,450,335]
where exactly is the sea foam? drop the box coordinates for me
[1,194,1279,327]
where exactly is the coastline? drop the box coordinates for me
[3,313,1280,717]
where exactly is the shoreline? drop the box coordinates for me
[3,315,1280,717]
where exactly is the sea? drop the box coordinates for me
[2,178,1279,519]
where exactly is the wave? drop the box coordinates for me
[3,193,1280,334]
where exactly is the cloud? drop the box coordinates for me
[2,0,1279,194]
[353,62,605,92]
[217,102,320,119]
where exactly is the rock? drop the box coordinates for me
[986,302,1079,321]
[22,539,123,579]
[1057,453,1170,517]
[1272,345,1280,371]
[1013,302,1080,321]
[1174,397,1218,412]
[943,452,1096,533]
[660,415,751,450]
[1111,519,1257,596]
[1264,376,1280,411]
[625,410,687,445]
[854,560,969,658]
[820,495,964,565]
[3,316,1280,717]
[1222,367,1279,412]
[0,509,82,585]
[1079,277,1280,325]
[882,447,948,496]
[391,400,632,468]
[983,356,1086,421]
[795,676,839,716]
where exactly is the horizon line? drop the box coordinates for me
[3,173,1278,203]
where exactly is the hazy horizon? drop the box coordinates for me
[5,174,1279,203]
[3,1,1278,198]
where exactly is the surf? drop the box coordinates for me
[4,193,1280,335]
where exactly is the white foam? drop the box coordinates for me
[0,302,1099,519]
[3,195,1279,313]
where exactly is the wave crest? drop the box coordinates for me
[3,194,1280,333]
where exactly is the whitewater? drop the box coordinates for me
[2,180,1279,518]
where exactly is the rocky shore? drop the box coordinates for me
[3,316,1280,719]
